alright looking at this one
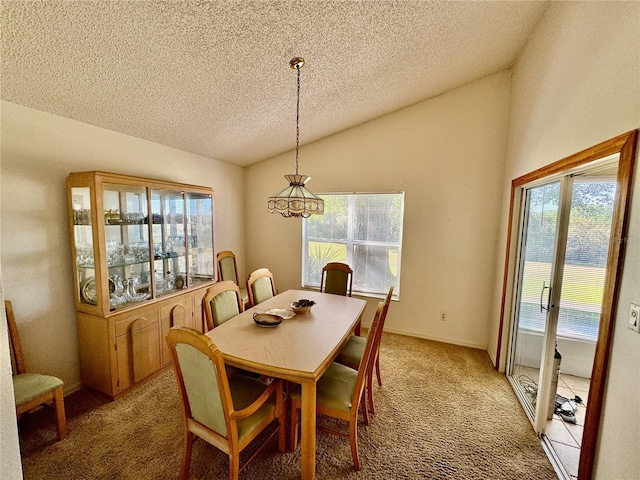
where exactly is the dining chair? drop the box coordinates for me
[246,268,276,307]
[335,286,393,418]
[320,261,361,335]
[216,251,249,308]
[202,282,261,378]
[5,300,67,441]
[320,262,353,297]
[203,281,244,331]
[166,326,286,480]
[288,301,385,471]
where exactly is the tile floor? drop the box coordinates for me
[545,373,590,480]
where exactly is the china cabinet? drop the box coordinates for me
[67,171,215,398]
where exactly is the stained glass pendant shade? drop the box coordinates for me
[267,57,324,218]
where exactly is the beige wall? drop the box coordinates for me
[0,101,246,392]
[245,72,510,349]
[488,2,640,478]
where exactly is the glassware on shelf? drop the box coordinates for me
[76,242,94,267]
[106,242,125,266]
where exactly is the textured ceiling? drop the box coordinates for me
[2,1,548,166]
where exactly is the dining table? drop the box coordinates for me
[205,288,367,479]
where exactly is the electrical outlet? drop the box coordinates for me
[629,303,640,333]
[440,311,447,321]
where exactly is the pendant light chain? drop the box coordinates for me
[267,57,324,218]
[295,62,300,176]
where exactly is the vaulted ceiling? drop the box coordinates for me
[1,1,548,166]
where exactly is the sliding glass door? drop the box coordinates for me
[507,161,619,477]
[508,181,562,423]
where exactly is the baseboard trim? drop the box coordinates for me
[63,382,83,396]
[377,326,488,351]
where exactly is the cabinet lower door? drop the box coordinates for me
[116,317,161,391]
[160,297,194,366]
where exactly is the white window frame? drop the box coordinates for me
[301,192,404,299]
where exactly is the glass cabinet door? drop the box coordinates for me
[103,184,151,310]
[71,186,96,307]
[151,188,187,296]
[186,192,214,286]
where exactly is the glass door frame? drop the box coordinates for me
[496,130,638,479]
[507,174,583,433]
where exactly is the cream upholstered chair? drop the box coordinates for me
[246,268,276,307]
[203,281,244,331]
[5,300,67,441]
[216,251,249,308]
[320,262,353,297]
[335,286,393,418]
[289,301,386,471]
[167,326,286,480]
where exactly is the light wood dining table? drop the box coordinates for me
[205,289,366,479]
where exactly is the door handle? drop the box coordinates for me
[540,281,552,313]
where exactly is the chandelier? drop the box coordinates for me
[267,57,324,218]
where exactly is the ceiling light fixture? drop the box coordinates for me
[267,57,324,218]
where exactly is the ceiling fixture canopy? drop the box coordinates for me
[268,57,324,218]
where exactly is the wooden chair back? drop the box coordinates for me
[216,250,240,285]
[5,300,26,375]
[202,281,244,331]
[320,262,353,297]
[351,301,385,409]
[370,286,393,381]
[246,268,276,307]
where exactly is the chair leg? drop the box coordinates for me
[276,386,286,453]
[289,403,299,451]
[361,387,370,426]
[180,431,194,480]
[229,451,240,480]
[366,367,375,416]
[53,386,67,440]
[349,417,361,471]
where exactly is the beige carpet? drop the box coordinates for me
[19,333,557,479]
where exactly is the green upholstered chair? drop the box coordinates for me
[246,268,276,307]
[320,262,353,297]
[216,251,249,308]
[320,261,360,334]
[203,281,244,331]
[289,301,385,471]
[167,326,286,480]
[202,282,260,378]
[5,300,67,441]
[335,286,393,419]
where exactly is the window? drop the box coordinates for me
[302,192,404,298]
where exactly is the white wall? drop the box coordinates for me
[488,2,640,479]
[0,101,246,392]
[245,72,510,350]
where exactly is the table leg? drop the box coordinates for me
[300,380,317,480]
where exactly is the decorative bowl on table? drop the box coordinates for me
[253,312,282,327]
[290,299,315,314]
